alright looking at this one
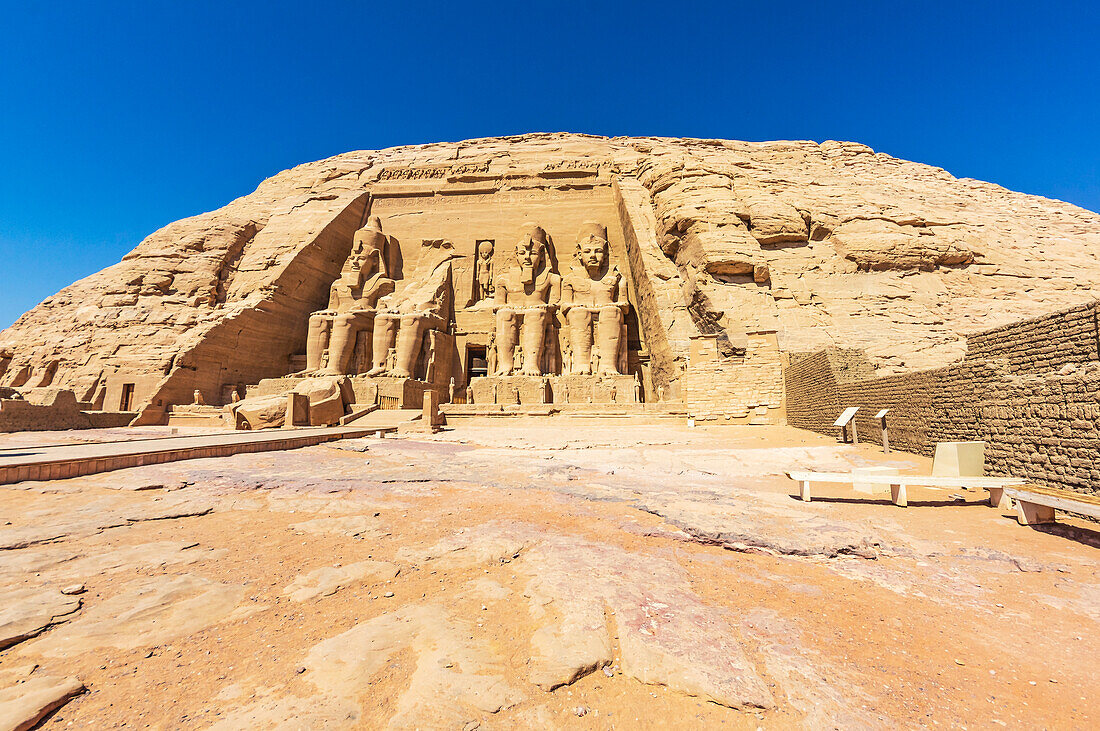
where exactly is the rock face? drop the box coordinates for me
[2,134,1098,422]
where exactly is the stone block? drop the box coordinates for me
[932,442,986,477]
[423,390,441,428]
[852,467,898,495]
[285,393,310,428]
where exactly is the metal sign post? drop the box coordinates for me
[875,409,891,453]
[833,407,859,444]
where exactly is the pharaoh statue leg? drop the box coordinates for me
[566,308,594,375]
[369,314,399,375]
[494,309,519,375]
[393,314,442,379]
[306,314,332,372]
[519,307,549,376]
[596,305,625,375]
[325,311,374,375]
[618,320,629,374]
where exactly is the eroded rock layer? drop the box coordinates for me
[2,133,1098,421]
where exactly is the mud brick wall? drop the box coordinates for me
[786,349,874,433]
[965,302,1100,372]
[785,351,839,431]
[785,302,1100,495]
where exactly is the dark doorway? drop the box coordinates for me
[466,346,488,382]
[119,383,135,411]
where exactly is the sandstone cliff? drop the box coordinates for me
[2,133,1098,420]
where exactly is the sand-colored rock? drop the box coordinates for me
[0,675,84,731]
[0,588,81,650]
[0,540,223,585]
[229,374,353,429]
[528,599,613,691]
[213,604,523,728]
[0,495,213,550]
[396,524,526,569]
[2,134,1097,422]
[17,574,245,657]
[281,560,399,602]
[408,521,774,709]
[288,514,385,538]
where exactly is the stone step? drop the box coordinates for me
[0,426,385,485]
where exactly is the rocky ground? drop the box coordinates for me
[1,419,1098,729]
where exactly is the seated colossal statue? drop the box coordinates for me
[492,224,561,376]
[306,216,396,375]
[367,242,457,380]
[561,223,628,375]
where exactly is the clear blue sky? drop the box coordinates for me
[1,1,1097,328]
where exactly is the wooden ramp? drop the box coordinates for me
[345,408,422,429]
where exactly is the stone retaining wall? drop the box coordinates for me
[0,390,134,432]
[785,302,1100,495]
[0,427,382,485]
[683,332,785,423]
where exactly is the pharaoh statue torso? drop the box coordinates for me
[496,267,559,308]
[563,267,623,308]
[326,271,390,312]
[561,223,629,375]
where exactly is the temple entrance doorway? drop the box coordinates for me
[466,346,487,383]
[119,383,135,411]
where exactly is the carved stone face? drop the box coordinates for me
[516,238,541,268]
[578,235,608,274]
[347,230,385,282]
[478,241,493,260]
[516,237,544,284]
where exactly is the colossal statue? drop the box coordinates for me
[306,216,396,375]
[561,223,628,375]
[492,224,561,376]
[367,243,456,380]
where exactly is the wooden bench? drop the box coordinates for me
[786,470,1027,508]
[1003,485,1100,526]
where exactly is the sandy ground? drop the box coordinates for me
[1,419,1097,729]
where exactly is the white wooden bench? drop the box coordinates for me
[786,470,1027,508]
[1003,485,1100,526]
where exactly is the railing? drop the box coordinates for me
[378,395,400,410]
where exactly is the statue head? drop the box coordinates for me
[477,240,494,261]
[576,222,609,277]
[515,224,549,285]
[346,216,387,283]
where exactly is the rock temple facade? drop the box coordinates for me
[2,133,1099,437]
